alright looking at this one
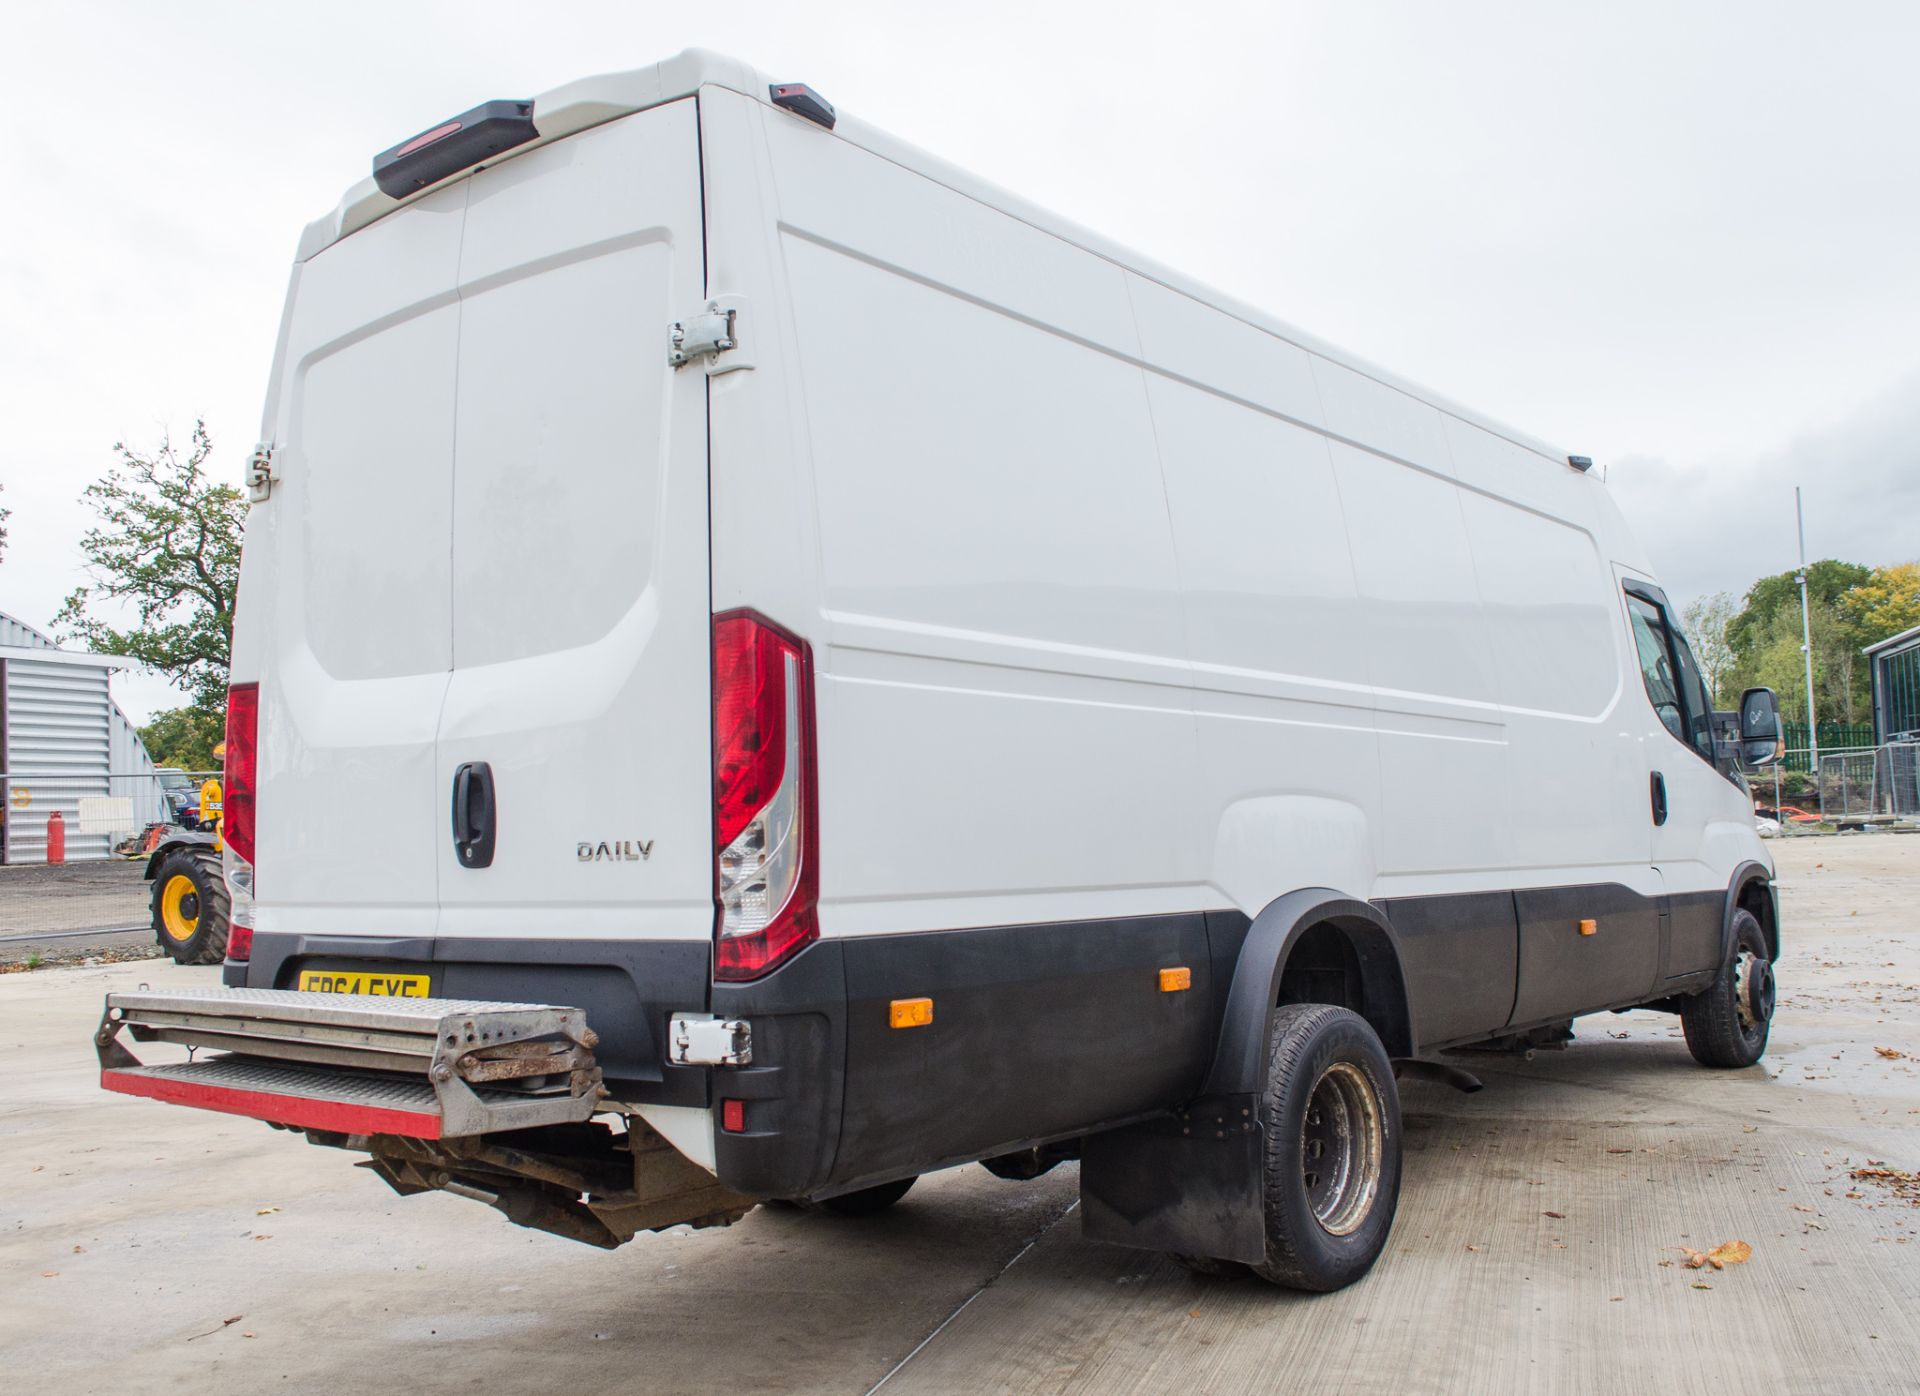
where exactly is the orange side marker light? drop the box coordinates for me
[890,997,934,1029]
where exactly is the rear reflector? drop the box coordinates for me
[712,611,819,981]
[721,1098,746,1133]
[373,98,538,199]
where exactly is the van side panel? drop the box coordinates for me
[760,113,1208,938]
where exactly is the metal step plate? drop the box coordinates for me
[97,987,603,1138]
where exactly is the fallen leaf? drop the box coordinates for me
[253,1234,272,1242]
[1692,1281,1713,1290]
[40,1271,58,1278]
[1188,1309,1201,1319]
[256,1206,280,1216]
[1875,1047,1905,1061]
[1790,1204,1815,1213]
[1544,1210,1566,1219]
[71,1245,86,1253]
[223,1315,243,1326]
[1466,1244,1482,1252]
[1681,1241,1752,1269]
[242,1332,256,1339]
[1606,1147,1633,1155]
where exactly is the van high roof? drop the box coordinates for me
[301,47,1576,472]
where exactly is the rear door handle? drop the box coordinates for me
[1650,771,1668,827]
[452,761,497,869]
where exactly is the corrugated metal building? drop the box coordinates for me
[0,611,163,863]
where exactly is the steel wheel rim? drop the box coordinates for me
[160,874,200,942]
[1300,1060,1384,1236]
[1734,949,1773,1033]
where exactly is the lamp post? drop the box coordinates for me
[1796,486,1820,815]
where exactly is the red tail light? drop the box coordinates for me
[224,683,259,866]
[712,611,818,981]
[226,923,254,962]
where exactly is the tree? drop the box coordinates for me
[1724,560,1871,661]
[1680,591,1738,705]
[139,705,225,771]
[1738,595,1866,729]
[1840,561,1920,647]
[54,421,245,711]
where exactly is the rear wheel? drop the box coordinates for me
[150,850,230,966]
[1249,1003,1401,1291]
[1680,909,1773,1068]
[819,1176,916,1216]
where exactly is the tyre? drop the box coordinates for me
[1680,909,1773,1069]
[1247,1004,1401,1291]
[819,1176,916,1216]
[150,850,230,966]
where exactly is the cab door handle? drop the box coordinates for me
[452,761,497,869]
[1650,771,1668,827]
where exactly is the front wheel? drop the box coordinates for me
[1249,1004,1402,1291]
[1680,909,1773,1068]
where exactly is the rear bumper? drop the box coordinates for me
[234,931,714,1108]
[217,930,850,1198]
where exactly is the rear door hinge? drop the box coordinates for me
[668,302,738,369]
[246,442,276,502]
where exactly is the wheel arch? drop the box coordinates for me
[1726,861,1778,963]
[1202,888,1415,1101]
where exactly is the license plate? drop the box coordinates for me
[297,970,431,997]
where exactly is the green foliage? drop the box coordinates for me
[54,422,245,710]
[1723,560,1871,659]
[139,705,225,772]
[1720,559,1919,730]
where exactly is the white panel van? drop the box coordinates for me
[96,53,1787,1291]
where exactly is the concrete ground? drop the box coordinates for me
[2,835,1916,1395]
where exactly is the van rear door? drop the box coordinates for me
[432,98,714,947]
[251,182,469,939]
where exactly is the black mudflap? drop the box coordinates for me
[1079,1093,1268,1265]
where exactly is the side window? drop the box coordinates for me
[1667,627,1717,757]
[1626,589,1714,762]
[1627,595,1684,741]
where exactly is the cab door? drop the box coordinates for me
[1624,580,1729,979]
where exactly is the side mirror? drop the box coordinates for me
[1739,687,1783,767]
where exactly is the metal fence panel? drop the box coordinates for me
[0,771,219,947]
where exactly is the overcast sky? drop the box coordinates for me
[3,1,1917,721]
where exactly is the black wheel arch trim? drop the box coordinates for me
[1724,861,1778,964]
[1200,887,1415,1101]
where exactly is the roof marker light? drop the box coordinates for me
[770,83,836,129]
[373,98,538,199]
[1567,455,1594,472]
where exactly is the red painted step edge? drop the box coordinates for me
[101,1069,442,1139]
